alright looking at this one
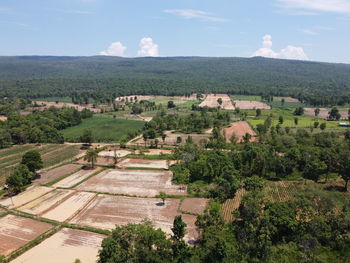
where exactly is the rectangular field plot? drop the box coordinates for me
[98,149,131,158]
[76,169,187,197]
[0,186,53,208]
[233,100,271,110]
[11,228,105,263]
[222,121,257,143]
[70,195,198,242]
[53,167,101,188]
[18,189,74,215]
[0,215,52,256]
[118,158,169,169]
[42,191,96,222]
[199,94,234,110]
[39,163,82,184]
[180,198,208,215]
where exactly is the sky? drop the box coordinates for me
[0,0,349,63]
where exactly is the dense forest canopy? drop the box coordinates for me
[1,56,350,106]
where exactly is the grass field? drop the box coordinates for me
[0,144,81,184]
[61,115,144,142]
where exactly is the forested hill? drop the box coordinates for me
[1,56,350,105]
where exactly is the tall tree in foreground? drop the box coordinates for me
[84,148,98,168]
[21,150,43,174]
[6,165,33,194]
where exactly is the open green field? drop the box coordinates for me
[32,97,73,103]
[0,144,80,184]
[61,115,144,142]
[231,95,263,101]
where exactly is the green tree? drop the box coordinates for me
[217,98,223,106]
[0,128,12,149]
[167,101,176,108]
[159,191,166,204]
[21,150,43,173]
[256,108,262,117]
[313,121,319,128]
[98,222,172,263]
[294,107,304,116]
[80,129,93,144]
[334,147,350,191]
[84,148,98,168]
[320,123,326,130]
[242,133,252,143]
[314,108,320,117]
[278,116,284,124]
[328,107,341,121]
[244,175,265,193]
[6,165,33,193]
[294,117,298,126]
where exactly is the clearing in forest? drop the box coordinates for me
[11,228,105,263]
[232,100,271,110]
[199,94,235,110]
[222,121,257,143]
[0,214,52,256]
[304,107,349,120]
[180,198,208,215]
[76,169,186,197]
[70,194,198,242]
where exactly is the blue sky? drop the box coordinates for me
[0,0,349,63]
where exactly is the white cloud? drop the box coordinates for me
[163,9,229,22]
[252,34,309,60]
[137,37,159,57]
[278,0,350,14]
[100,42,127,56]
[299,28,318,35]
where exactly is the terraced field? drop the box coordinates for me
[0,144,81,184]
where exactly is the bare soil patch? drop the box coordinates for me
[222,121,257,143]
[233,100,271,110]
[18,189,74,215]
[53,167,102,188]
[118,158,169,169]
[199,94,234,110]
[116,95,154,102]
[0,186,53,208]
[180,198,208,215]
[70,194,198,242]
[38,164,82,184]
[305,107,349,120]
[98,149,131,158]
[144,149,172,155]
[76,169,187,197]
[29,101,100,113]
[0,214,52,256]
[42,191,96,222]
[11,228,105,263]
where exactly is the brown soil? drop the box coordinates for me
[76,169,187,197]
[180,198,208,215]
[274,96,300,102]
[28,101,100,113]
[53,167,102,188]
[11,228,105,263]
[233,100,271,110]
[70,194,198,242]
[118,158,169,169]
[77,156,115,166]
[222,121,257,143]
[199,94,234,110]
[304,108,349,120]
[0,214,52,256]
[38,164,82,184]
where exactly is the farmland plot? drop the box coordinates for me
[38,164,82,184]
[233,100,271,110]
[0,215,51,256]
[221,188,246,222]
[70,195,198,242]
[222,121,257,143]
[118,158,169,169]
[0,186,53,208]
[199,94,234,110]
[53,167,102,188]
[180,198,208,215]
[17,189,74,215]
[11,228,105,263]
[42,191,96,222]
[98,149,131,158]
[76,169,187,197]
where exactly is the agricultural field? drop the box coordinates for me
[233,100,271,110]
[69,194,199,242]
[222,121,257,143]
[0,214,52,256]
[118,158,169,169]
[180,198,208,215]
[39,163,82,185]
[76,169,186,197]
[221,188,246,222]
[0,144,81,185]
[53,167,101,188]
[199,94,234,110]
[61,115,144,142]
[304,107,349,120]
[11,228,105,263]
[28,101,100,113]
[98,149,132,158]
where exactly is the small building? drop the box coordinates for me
[0,116,8,121]
[339,122,350,127]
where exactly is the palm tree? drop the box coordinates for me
[84,148,98,168]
